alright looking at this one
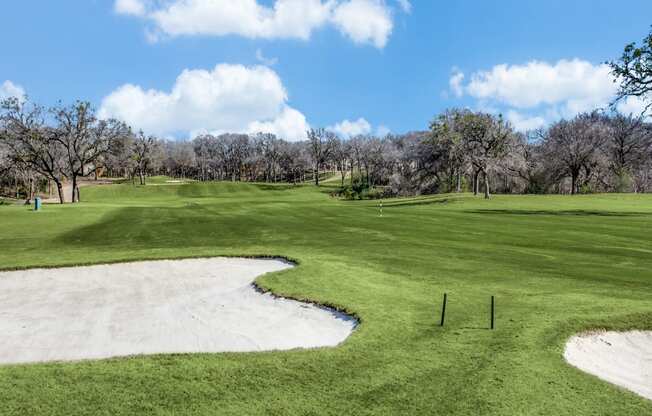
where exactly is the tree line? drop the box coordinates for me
[2,101,651,202]
[2,27,652,202]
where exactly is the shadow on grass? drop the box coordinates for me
[382,198,454,208]
[468,209,652,217]
[54,205,260,249]
[253,183,301,192]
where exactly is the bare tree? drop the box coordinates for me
[105,132,135,179]
[601,113,651,191]
[543,113,607,194]
[1,98,67,203]
[52,101,127,202]
[255,133,282,182]
[330,137,349,187]
[307,128,336,186]
[133,131,159,185]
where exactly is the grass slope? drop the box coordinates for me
[1,181,651,415]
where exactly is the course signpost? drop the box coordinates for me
[440,293,447,326]
[490,296,495,330]
[436,294,495,329]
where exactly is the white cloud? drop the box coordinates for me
[328,117,372,138]
[0,80,26,102]
[149,0,330,40]
[396,0,411,13]
[616,95,651,117]
[99,64,309,141]
[115,0,395,48]
[448,59,652,129]
[331,0,393,48]
[114,0,146,16]
[255,49,278,66]
[505,110,546,132]
[247,107,308,141]
[449,70,464,98]
[459,59,617,117]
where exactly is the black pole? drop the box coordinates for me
[440,293,447,326]
[490,295,495,330]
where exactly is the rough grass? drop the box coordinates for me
[1,181,651,415]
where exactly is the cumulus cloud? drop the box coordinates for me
[331,0,393,48]
[447,59,651,130]
[505,110,546,132]
[247,107,308,141]
[396,0,411,13]
[99,64,309,141]
[114,0,146,16]
[462,59,617,113]
[0,80,26,102]
[328,117,372,138]
[449,70,464,98]
[115,0,395,48]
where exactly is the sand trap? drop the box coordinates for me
[564,331,652,400]
[0,258,356,364]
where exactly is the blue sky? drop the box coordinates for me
[1,0,651,140]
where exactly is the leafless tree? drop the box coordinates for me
[330,137,350,187]
[1,98,67,203]
[543,113,608,194]
[133,131,159,185]
[104,132,135,179]
[307,128,336,186]
[52,101,127,202]
[599,113,651,191]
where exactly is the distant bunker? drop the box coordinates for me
[0,258,356,364]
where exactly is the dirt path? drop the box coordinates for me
[41,180,113,203]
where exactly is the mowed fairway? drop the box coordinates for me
[1,181,652,415]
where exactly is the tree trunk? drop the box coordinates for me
[314,164,320,186]
[139,169,145,186]
[27,177,34,204]
[55,180,65,204]
[71,175,78,203]
[571,173,577,195]
[484,171,491,199]
[473,171,479,196]
[350,163,354,186]
[456,171,462,193]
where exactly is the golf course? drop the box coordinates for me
[1,179,651,415]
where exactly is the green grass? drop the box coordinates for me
[1,180,651,415]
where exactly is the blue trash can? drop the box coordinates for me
[34,197,41,211]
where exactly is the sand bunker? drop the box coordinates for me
[0,258,356,364]
[564,331,652,400]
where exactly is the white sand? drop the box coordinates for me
[0,258,356,364]
[564,331,652,400]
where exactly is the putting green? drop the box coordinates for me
[0,180,651,415]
